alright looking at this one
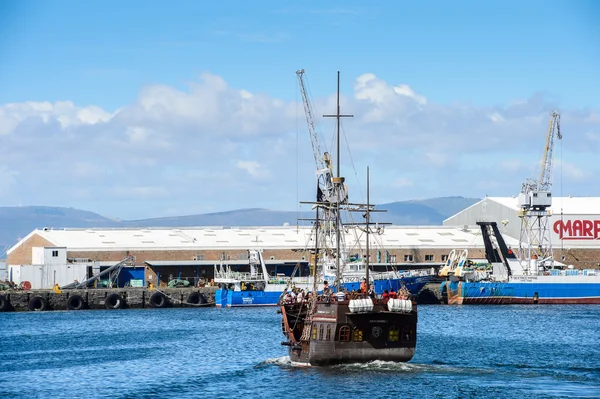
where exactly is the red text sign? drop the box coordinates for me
[553,220,600,240]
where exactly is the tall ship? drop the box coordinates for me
[440,111,600,304]
[279,70,417,366]
[213,69,432,307]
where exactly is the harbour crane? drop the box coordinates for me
[517,110,562,273]
[296,69,347,204]
[296,69,351,284]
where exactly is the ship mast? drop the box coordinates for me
[365,166,370,287]
[323,71,353,291]
[312,207,320,293]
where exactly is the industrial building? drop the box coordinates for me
[444,196,600,268]
[6,225,505,289]
[6,196,599,289]
[0,261,6,282]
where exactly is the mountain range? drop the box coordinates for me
[0,196,480,258]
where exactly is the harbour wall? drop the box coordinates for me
[0,287,217,312]
[0,283,443,312]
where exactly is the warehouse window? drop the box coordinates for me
[425,255,434,261]
[441,255,448,261]
[389,255,397,263]
[52,250,58,257]
[404,255,413,262]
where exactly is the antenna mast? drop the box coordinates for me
[323,72,353,290]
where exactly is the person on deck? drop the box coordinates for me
[289,289,297,302]
[360,278,367,294]
[389,289,398,299]
[368,284,375,298]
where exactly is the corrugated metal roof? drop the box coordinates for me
[144,259,305,266]
[487,196,600,215]
[8,225,519,253]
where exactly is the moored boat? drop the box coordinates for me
[440,221,600,304]
[214,249,318,307]
[214,250,430,307]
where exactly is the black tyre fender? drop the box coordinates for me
[149,292,167,308]
[186,291,201,305]
[29,296,48,311]
[0,294,9,312]
[105,293,123,310]
[67,294,86,310]
[186,292,208,305]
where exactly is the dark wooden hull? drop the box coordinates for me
[282,299,417,366]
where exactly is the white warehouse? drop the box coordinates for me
[444,196,600,267]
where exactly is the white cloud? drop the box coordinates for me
[488,112,504,123]
[71,162,105,179]
[0,101,112,135]
[0,166,18,196]
[236,160,271,180]
[500,160,523,172]
[391,177,413,188]
[0,71,598,219]
[555,160,588,181]
[354,74,427,105]
[423,152,449,167]
[585,131,600,143]
[393,84,427,106]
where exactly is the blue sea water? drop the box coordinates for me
[1,305,599,399]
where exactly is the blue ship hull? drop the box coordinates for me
[341,275,431,297]
[216,275,432,307]
[442,279,600,305]
[215,289,282,307]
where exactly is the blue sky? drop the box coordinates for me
[0,0,599,219]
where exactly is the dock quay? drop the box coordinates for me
[0,283,443,312]
[0,287,217,312]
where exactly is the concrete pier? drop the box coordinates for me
[0,283,443,312]
[0,287,217,312]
